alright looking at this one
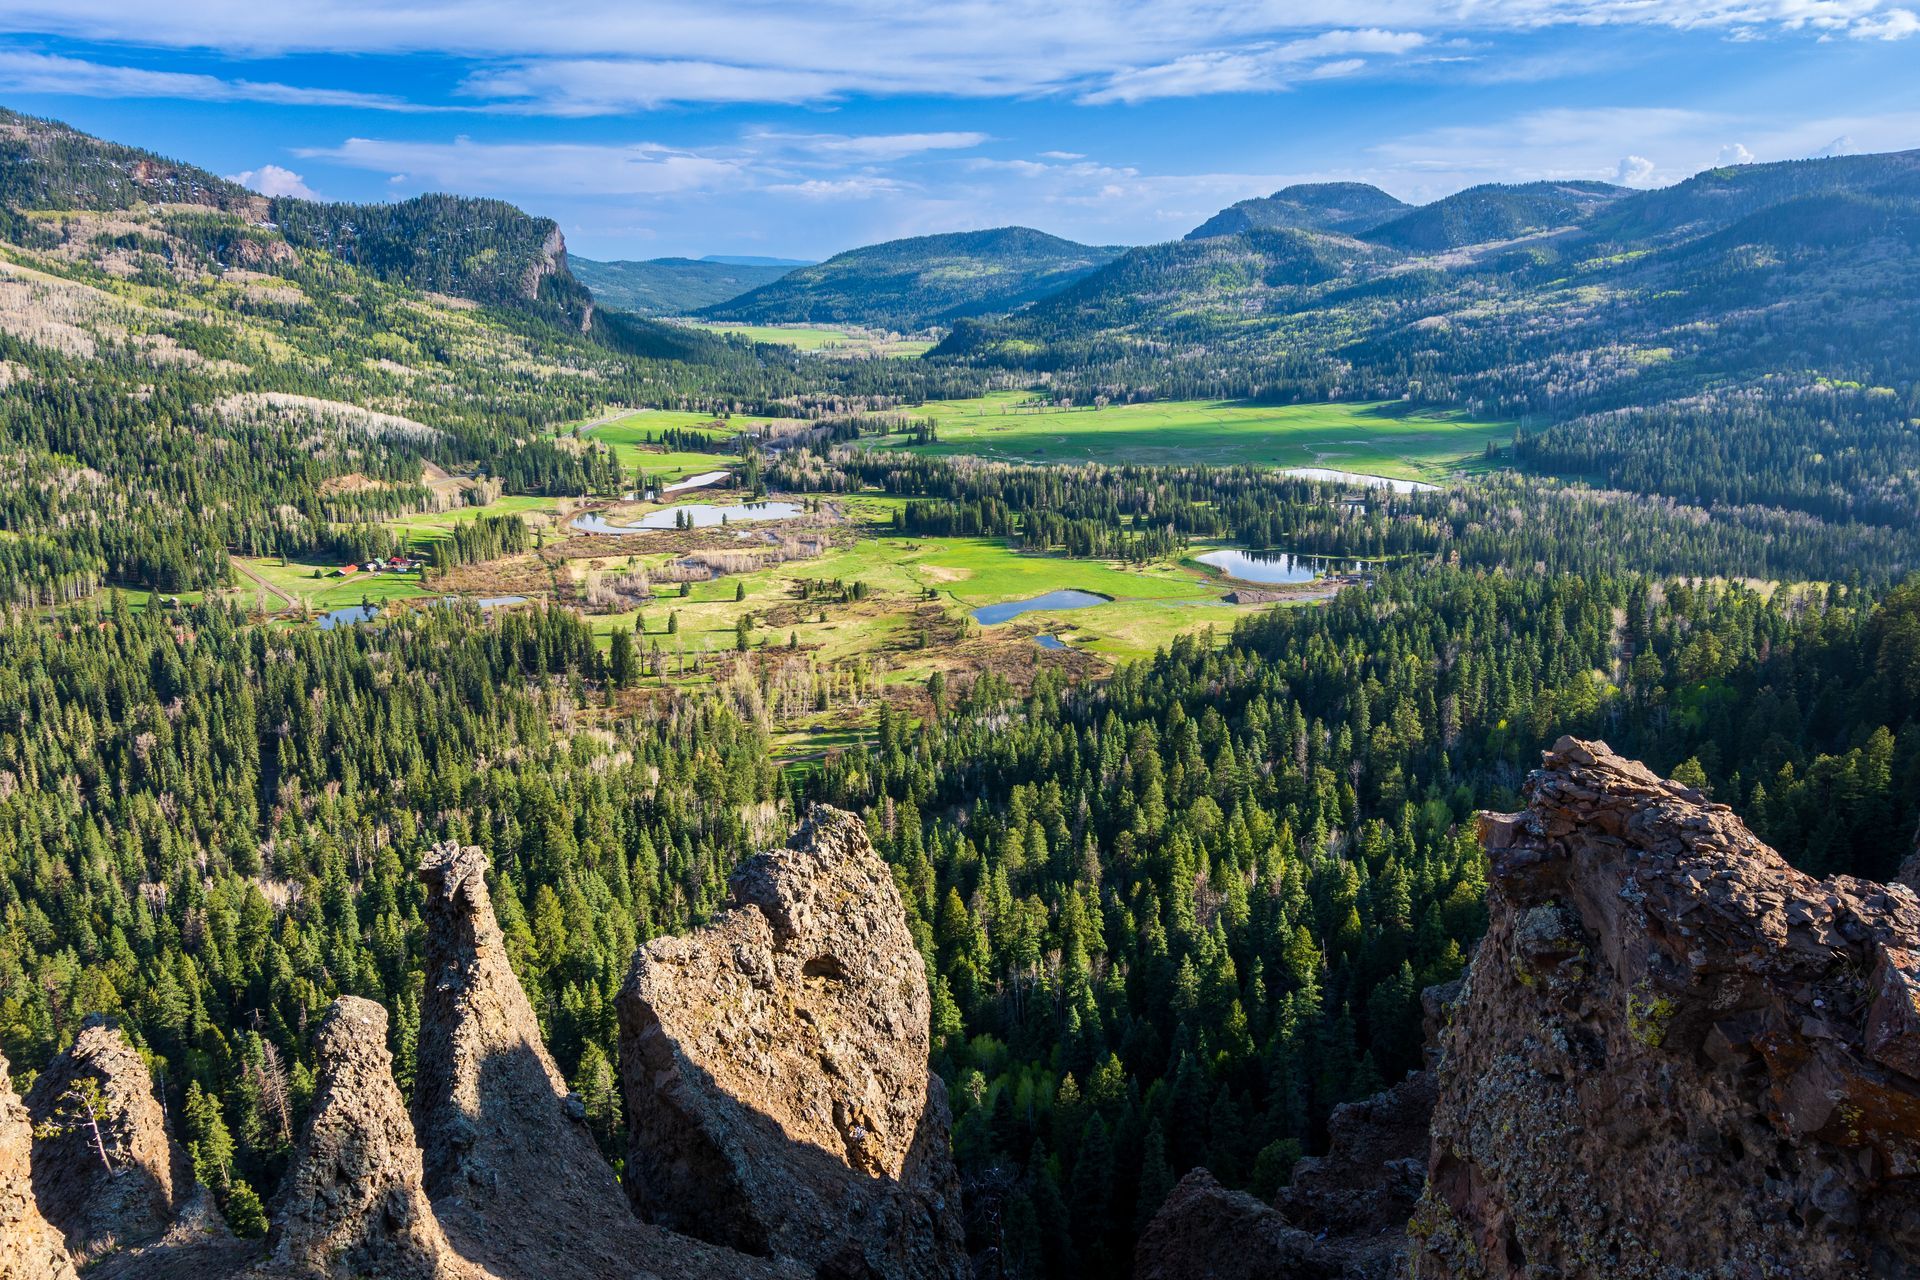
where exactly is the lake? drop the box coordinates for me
[316,604,380,630]
[572,500,803,535]
[1282,467,1438,494]
[972,589,1110,625]
[1033,634,1068,650]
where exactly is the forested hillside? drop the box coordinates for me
[571,256,796,315]
[702,227,1124,329]
[1186,183,1410,239]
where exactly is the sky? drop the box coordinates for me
[0,2,1916,261]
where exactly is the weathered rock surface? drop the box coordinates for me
[270,996,477,1280]
[619,805,968,1280]
[1,1047,78,1280]
[1413,736,1920,1279]
[415,841,795,1280]
[24,1014,180,1260]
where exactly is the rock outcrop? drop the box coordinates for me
[270,997,475,1280]
[1135,1070,1435,1280]
[1413,736,1920,1279]
[618,805,968,1280]
[415,841,793,1280]
[1135,1169,1331,1280]
[24,1015,181,1260]
[1,1047,78,1280]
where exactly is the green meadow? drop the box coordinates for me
[669,320,935,357]
[870,393,1511,482]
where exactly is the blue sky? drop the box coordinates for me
[0,2,1915,260]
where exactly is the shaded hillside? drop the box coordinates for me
[571,255,796,315]
[701,226,1123,329]
[1187,182,1409,239]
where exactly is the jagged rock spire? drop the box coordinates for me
[271,996,477,1280]
[1,1046,78,1280]
[619,805,968,1280]
[24,1015,180,1260]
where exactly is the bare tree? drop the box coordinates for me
[34,1076,116,1175]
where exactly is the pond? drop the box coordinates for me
[1197,549,1321,584]
[316,603,381,630]
[972,589,1110,625]
[1282,467,1438,494]
[571,500,803,535]
[317,595,529,629]
[1033,634,1068,650]
[663,469,731,493]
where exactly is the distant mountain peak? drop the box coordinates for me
[1187,183,1411,240]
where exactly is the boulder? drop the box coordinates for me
[270,997,476,1279]
[1411,736,1920,1278]
[1134,1169,1334,1280]
[1,1047,78,1280]
[619,805,967,1280]
[24,1015,180,1259]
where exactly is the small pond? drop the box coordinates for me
[972,589,1110,626]
[1282,467,1438,494]
[663,469,731,493]
[572,500,802,535]
[1033,634,1068,651]
[317,604,380,630]
[1197,549,1321,584]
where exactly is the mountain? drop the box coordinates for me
[1186,182,1410,239]
[1360,179,1631,252]
[0,107,591,328]
[702,254,815,267]
[570,256,795,315]
[699,226,1125,330]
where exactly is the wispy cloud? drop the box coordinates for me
[1081,29,1428,104]
[296,137,741,196]
[0,49,426,109]
[748,131,992,162]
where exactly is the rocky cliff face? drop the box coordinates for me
[269,997,474,1280]
[1,1047,78,1280]
[1412,736,1920,1279]
[24,1014,182,1260]
[619,805,968,1280]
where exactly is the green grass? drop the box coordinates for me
[867,393,1512,482]
[667,320,934,358]
[560,409,742,477]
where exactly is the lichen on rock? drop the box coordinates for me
[1414,736,1920,1279]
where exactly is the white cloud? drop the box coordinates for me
[1613,154,1657,184]
[1717,142,1755,164]
[1850,6,1920,37]
[1819,133,1859,155]
[0,49,424,109]
[459,59,847,114]
[297,137,741,196]
[226,164,316,198]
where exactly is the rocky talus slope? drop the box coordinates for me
[619,805,968,1280]
[1,1047,78,1280]
[23,1014,183,1260]
[4,809,956,1278]
[1412,737,1920,1278]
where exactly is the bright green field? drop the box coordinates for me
[670,321,934,358]
[871,393,1511,482]
[567,410,742,477]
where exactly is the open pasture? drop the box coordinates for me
[871,394,1510,482]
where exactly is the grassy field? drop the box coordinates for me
[563,409,743,477]
[867,393,1511,482]
[668,320,935,358]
